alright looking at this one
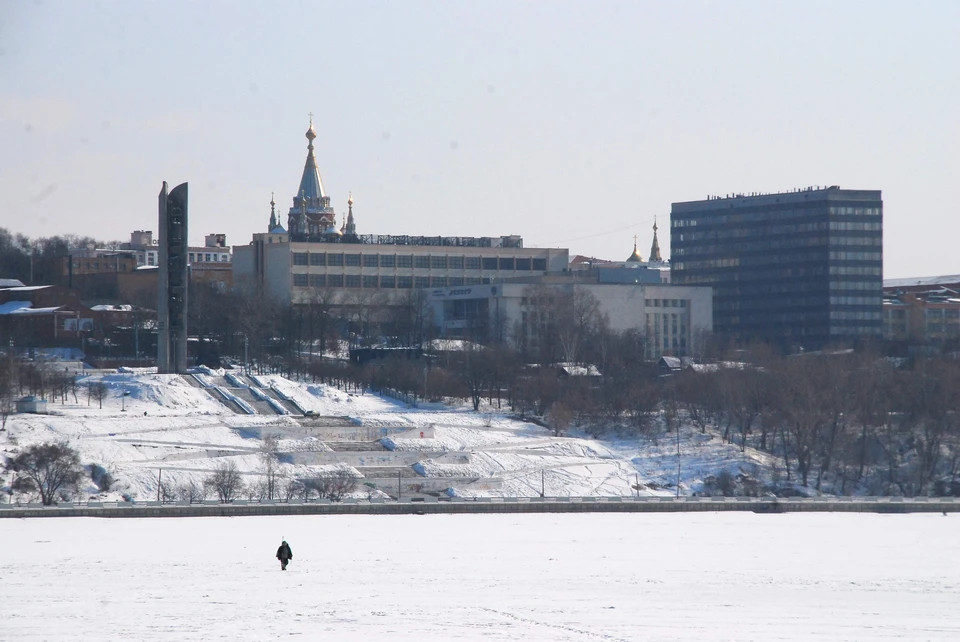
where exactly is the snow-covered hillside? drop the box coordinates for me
[0,371,784,503]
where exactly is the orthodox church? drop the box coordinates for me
[267,115,356,239]
[625,218,664,264]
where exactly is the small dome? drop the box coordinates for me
[305,123,317,141]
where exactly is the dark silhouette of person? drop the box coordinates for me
[276,540,293,570]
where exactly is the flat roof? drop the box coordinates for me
[672,186,882,214]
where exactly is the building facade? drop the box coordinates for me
[882,276,960,346]
[428,274,712,360]
[670,186,883,349]
[233,122,569,304]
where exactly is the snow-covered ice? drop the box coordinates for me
[2,512,958,640]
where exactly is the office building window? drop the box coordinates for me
[345,254,361,267]
[516,258,531,271]
[293,274,308,287]
[310,253,326,266]
[380,254,396,268]
[362,275,379,288]
[415,277,430,289]
[380,275,396,289]
[397,255,413,268]
[362,254,378,268]
[309,274,326,287]
[431,256,447,269]
[532,258,547,271]
[328,253,344,267]
[345,275,361,288]
[398,276,413,289]
[327,274,344,287]
[449,256,464,269]
[465,257,481,270]
[414,255,430,269]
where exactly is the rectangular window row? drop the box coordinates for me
[294,275,486,289]
[829,310,882,320]
[829,206,881,217]
[827,236,882,247]
[828,251,882,261]
[828,221,882,231]
[291,252,544,271]
[829,296,881,306]
[829,266,882,276]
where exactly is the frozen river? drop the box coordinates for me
[2,512,958,641]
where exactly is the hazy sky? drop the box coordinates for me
[1,1,957,278]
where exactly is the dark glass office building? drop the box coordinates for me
[670,186,882,349]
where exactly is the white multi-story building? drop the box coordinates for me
[428,272,712,360]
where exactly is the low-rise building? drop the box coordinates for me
[882,276,960,346]
[428,274,712,360]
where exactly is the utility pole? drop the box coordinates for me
[541,470,545,498]
[676,421,682,498]
[397,470,401,501]
[157,468,162,502]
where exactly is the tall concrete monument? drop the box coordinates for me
[157,181,188,373]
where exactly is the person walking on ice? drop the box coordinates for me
[276,540,293,571]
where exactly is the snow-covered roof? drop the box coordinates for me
[558,363,602,377]
[0,301,61,315]
[425,339,484,352]
[884,275,960,288]
[0,285,52,292]
[90,304,133,312]
[0,278,25,288]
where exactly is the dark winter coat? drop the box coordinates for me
[276,542,293,562]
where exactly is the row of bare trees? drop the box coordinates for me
[664,351,960,496]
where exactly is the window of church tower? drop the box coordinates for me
[362,255,378,268]
[449,256,464,269]
[431,256,447,269]
[414,255,430,269]
[345,254,361,267]
[516,258,531,271]
[328,253,344,267]
[381,255,396,268]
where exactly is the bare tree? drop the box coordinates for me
[177,479,208,503]
[258,435,282,500]
[87,380,108,409]
[545,401,573,437]
[206,460,244,502]
[5,441,85,505]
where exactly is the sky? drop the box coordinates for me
[0,1,957,279]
